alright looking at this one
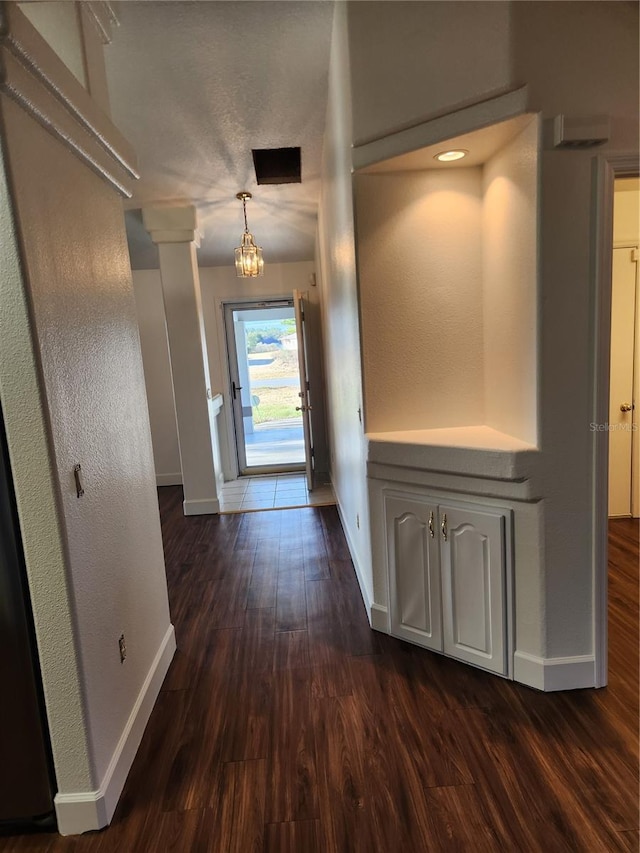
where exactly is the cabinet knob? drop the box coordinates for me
[441,513,448,542]
[620,402,634,413]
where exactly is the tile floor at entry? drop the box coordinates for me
[219,473,335,513]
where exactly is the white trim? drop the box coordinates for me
[370,603,390,632]
[334,497,375,622]
[183,497,219,516]
[54,624,176,836]
[0,4,137,194]
[634,250,640,519]
[591,153,640,689]
[53,793,107,838]
[352,86,529,171]
[83,2,118,45]
[221,297,299,478]
[156,472,182,487]
[513,651,595,692]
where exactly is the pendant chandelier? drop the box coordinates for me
[235,191,264,277]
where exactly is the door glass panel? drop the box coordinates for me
[231,305,305,470]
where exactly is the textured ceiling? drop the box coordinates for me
[105,1,335,269]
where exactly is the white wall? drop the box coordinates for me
[17,2,114,117]
[18,1,87,87]
[316,2,373,604]
[133,261,329,483]
[510,0,639,660]
[0,120,94,800]
[347,0,511,146]
[1,94,173,802]
[483,117,539,445]
[0,7,174,831]
[132,270,181,484]
[355,168,485,432]
[353,117,538,444]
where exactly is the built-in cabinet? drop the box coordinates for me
[355,102,544,686]
[385,491,510,676]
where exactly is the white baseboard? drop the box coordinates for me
[53,793,108,837]
[370,603,389,633]
[54,624,176,836]
[183,497,219,515]
[156,473,182,487]
[333,496,384,630]
[513,650,595,692]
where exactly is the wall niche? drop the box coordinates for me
[355,113,539,451]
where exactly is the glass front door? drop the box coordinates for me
[224,300,307,474]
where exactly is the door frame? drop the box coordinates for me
[609,241,639,517]
[293,289,315,490]
[222,297,306,478]
[592,153,639,688]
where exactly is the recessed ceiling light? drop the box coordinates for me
[434,149,468,162]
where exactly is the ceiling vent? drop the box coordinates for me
[553,115,610,149]
[252,147,301,184]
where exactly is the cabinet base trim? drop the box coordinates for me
[370,603,389,632]
[513,651,595,691]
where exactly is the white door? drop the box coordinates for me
[293,290,314,490]
[608,247,638,517]
[440,504,507,676]
[385,494,443,651]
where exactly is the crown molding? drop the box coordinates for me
[0,2,137,197]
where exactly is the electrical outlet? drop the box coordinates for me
[118,634,127,663]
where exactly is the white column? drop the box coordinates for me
[143,204,219,515]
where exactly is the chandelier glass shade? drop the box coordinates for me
[235,192,264,277]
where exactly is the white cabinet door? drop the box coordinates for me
[440,504,507,675]
[385,495,442,651]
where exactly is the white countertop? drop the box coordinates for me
[367,425,538,481]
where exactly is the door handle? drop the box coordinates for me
[296,405,313,412]
[441,513,448,542]
[232,381,242,400]
[428,511,435,539]
[620,402,634,412]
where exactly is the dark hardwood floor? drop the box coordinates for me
[2,496,638,852]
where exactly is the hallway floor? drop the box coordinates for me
[1,509,637,852]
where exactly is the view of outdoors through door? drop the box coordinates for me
[226,302,306,473]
